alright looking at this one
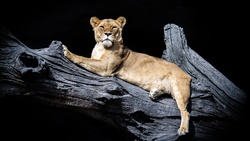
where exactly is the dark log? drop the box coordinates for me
[0,24,247,141]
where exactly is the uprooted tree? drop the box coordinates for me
[0,24,247,141]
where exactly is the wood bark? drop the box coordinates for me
[0,24,247,141]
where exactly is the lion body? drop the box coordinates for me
[63,16,191,136]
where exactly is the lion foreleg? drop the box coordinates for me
[63,45,108,76]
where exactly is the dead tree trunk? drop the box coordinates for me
[0,24,247,141]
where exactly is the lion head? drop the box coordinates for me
[90,16,126,48]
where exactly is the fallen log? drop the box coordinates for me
[0,24,247,141]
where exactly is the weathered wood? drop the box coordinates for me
[0,24,247,141]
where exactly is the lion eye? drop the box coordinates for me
[112,26,117,29]
[99,26,104,29]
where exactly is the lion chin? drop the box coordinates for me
[102,40,113,48]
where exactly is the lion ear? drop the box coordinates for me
[116,16,126,28]
[90,17,100,28]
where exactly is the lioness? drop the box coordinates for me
[63,16,191,136]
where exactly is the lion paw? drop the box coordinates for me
[62,45,69,57]
[149,92,157,100]
[149,89,163,100]
[177,127,189,136]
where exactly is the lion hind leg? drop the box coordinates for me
[172,81,190,136]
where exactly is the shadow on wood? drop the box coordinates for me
[0,24,248,141]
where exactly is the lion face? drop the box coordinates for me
[90,16,126,48]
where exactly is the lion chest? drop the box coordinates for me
[90,44,123,75]
[91,44,106,60]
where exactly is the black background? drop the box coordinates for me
[1,0,249,140]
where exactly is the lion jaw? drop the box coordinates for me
[102,39,113,48]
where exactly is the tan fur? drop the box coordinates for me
[63,16,191,136]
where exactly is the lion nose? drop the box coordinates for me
[104,32,112,36]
